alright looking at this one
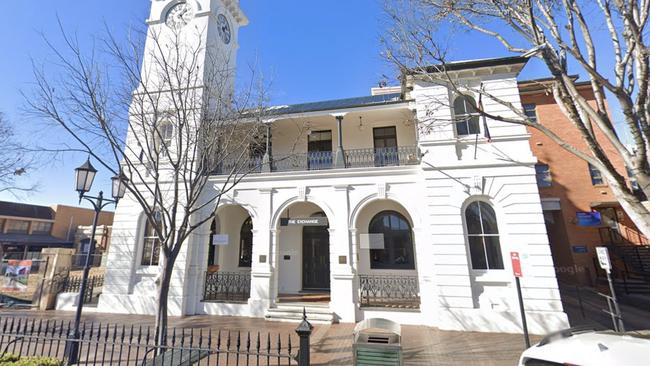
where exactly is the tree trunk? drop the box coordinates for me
[155,255,174,347]
[606,178,650,240]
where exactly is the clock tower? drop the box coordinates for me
[142,0,248,93]
[97,0,248,317]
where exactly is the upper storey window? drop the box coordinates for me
[465,201,504,270]
[453,95,480,136]
[523,104,538,123]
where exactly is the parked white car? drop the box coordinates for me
[519,327,650,366]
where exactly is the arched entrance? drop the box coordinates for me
[203,205,253,303]
[275,202,332,299]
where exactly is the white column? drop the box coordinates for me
[248,188,274,316]
[249,228,273,316]
[413,226,437,326]
[329,185,356,322]
[269,228,281,305]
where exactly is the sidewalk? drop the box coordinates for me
[0,309,536,366]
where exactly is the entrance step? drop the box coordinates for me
[264,303,335,324]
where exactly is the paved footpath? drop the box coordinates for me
[0,309,538,366]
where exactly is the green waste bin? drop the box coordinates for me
[353,318,402,366]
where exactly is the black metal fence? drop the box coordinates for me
[203,272,251,303]
[53,275,105,305]
[0,316,310,365]
[359,274,420,309]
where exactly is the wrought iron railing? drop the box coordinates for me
[212,155,263,175]
[203,271,251,303]
[358,274,420,309]
[211,146,420,175]
[345,146,420,168]
[52,274,104,304]
[0,316,310,366]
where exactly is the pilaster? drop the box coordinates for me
[329,184,355,322]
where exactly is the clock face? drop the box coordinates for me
[217,14,232,44]
[166,2,194,29]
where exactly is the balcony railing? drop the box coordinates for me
[203,271,251,303]
[212,146,420,175]
[345,146,420,168]
[358,274,420,309]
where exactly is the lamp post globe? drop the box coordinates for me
[74,158,97,197]
[111,172,129,201]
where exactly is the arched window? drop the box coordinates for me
[453,95,480,136]
[207,219,218,266]
[141,213,162,266]
[465,201,504,270]
[155,122,174,150]
[369,211,415,270]
[238,217,253,267]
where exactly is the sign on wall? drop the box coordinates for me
[572,245,589,254]
[576,211,602,227]
[280,217,329,227]
[359,233,385,250]
[2,260,32,292]
[212,234,229,246]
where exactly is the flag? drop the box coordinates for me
[478,84,492,143]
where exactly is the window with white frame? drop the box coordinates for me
[453,95,480,136]
[465,201,504,270]
[141,214,162,266]
[588,163,605,185]
[523,103,538,123]
[535,164,552,187]
[156,122,174,149]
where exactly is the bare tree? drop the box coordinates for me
[25,23,269,344]
[0,112,35,195]
[383,0,650,237]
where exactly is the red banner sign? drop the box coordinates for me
[510,252,523,278]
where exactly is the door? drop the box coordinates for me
[307,130,333,170]
[373,126,398,166]
[302,225,330,290]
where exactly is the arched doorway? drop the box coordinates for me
[275,202,332,298]
[302,212,330,290]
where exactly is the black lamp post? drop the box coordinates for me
[64,158,128,365]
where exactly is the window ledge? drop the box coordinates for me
[471,270,510,283]
[136,266,159,276]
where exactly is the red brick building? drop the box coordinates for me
[519,79,646,285]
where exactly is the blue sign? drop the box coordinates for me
[576,211,601,227]
[572,245,589,254]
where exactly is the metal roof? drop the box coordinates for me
[0,233,73,247]
[0,201,55,221]
[406,56,529,74]
[266,93,405,116]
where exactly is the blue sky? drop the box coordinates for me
[0,1,554,207]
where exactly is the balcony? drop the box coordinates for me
[212,146,420,175]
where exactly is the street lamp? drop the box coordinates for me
[65,158,128,365]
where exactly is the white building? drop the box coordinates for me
[96,0,569,334]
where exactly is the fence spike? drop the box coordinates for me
[288,333,292,355]
[237,331,241,352]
